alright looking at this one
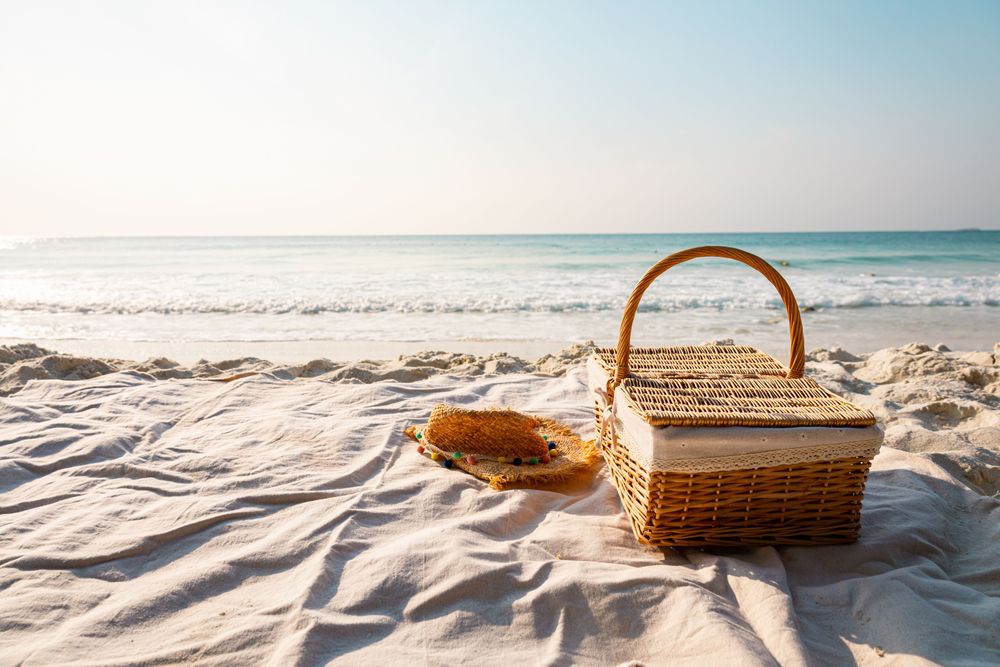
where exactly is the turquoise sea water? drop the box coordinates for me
[1,231,998,358]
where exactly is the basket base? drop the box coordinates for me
[602,430,874,548]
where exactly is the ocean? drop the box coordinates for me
[1,231,998,362]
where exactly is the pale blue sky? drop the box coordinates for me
[1,1,998,235]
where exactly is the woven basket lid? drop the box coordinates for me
[594,346,877,428]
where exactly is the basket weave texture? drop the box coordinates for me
[596,246,881,547]
[594,347,876,428]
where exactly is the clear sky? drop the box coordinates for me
[1,1,998,236]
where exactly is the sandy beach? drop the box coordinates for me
[2,340,998,665]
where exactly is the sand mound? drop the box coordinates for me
[0,342,597,396]
[805,341,1000,495]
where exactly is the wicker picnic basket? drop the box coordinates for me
[590,246,882,547]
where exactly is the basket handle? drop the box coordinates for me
[613,246,805,388]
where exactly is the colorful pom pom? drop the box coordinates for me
[549,449,558,457]
[513,457,522,466]
[497,456,506,464]
[528,457,539,465]
[444,459,454,469]
[466,456,478,465]
[430,451,440,461]
[541,455,551,464]
[416,432,423,440]
[542,435,548,441]
[416,445,425,454]
[452,451,462,459]
[547,442,556,450]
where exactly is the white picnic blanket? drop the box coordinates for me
[1,368,997,666]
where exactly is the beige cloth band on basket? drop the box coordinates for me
[589,356,882,473]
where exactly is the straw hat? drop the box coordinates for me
[404,404,599,490]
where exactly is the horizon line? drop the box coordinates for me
[2,228,998,240]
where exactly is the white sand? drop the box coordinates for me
[1,341,999,665]
[0,338,575,367]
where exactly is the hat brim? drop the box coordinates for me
[404,415,600,490]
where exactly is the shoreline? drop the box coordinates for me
[3,306,999,367]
